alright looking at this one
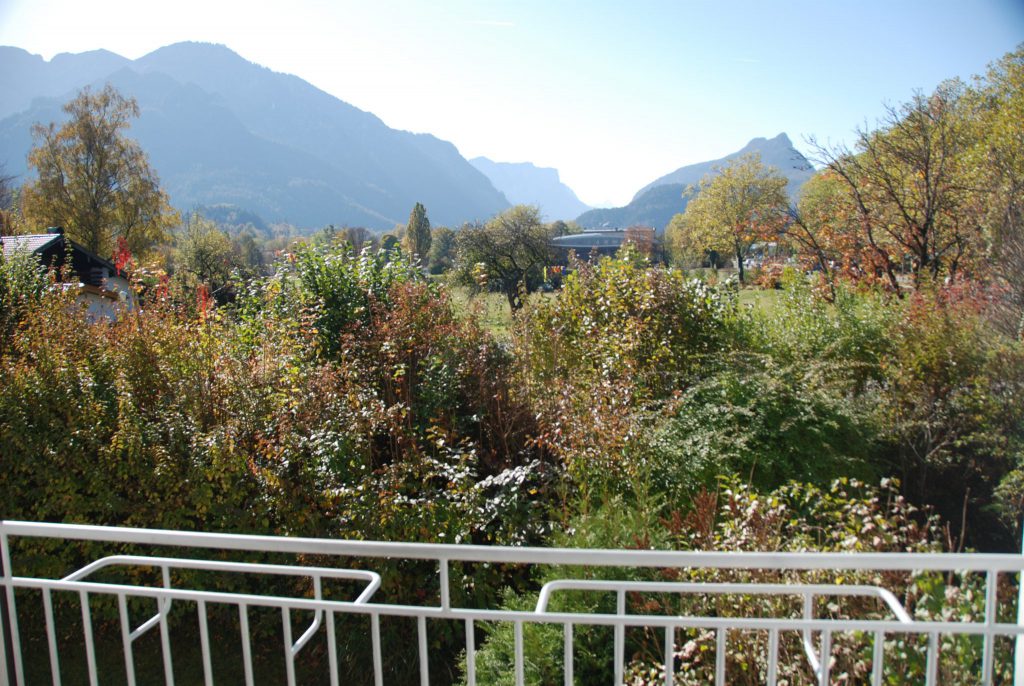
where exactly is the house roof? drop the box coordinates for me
[551,230,627,250]
[1,232,123,288]
[0,233,62,255]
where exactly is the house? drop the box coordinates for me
[550,228,627,262]
[0,227,135,320]
[550,226,662,264]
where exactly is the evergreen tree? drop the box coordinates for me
[403,202,431,262]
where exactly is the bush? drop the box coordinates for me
[468,479,1015,686]
[512,256,735,490]
[874,283,1024,550]
[648,353,879,500]
[0,245,49,346]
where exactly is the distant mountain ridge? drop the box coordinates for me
[0,42,510,230]
[576,133,815,231]
[469,157,590,222]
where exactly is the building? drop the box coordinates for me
[1,227,135,320]
[550,226,662,264]
[550,229,627,262]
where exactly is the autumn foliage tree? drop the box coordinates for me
[668,153,789,283]
[784,171,879,299]
[969,47,1024,334]
[21,84,178,258]
[811,82,981,294]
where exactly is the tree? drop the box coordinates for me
[455,205,553,310]
[176,212,237,296]
[340,226,378,254]
[0,162,19,235]
[811,81,981,294]
[380,234,401,254]
[671,153,789,283]
[426,226,456,274]
[21,84,177,258]
[402,202,431,262]
[784,171,868,300]
[968,47,1024,334]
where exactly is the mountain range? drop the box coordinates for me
[0,42,817,234]
[577,133,815,231]
[468,157,591,222]
[0,42,511,230]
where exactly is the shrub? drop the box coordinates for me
[875,283,1024,550]
[468,479,1015,685]
[512,256,735,490]
[0,245,49,347]
[648,353,880,500]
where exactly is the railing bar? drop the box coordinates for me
[802,592,819,673]
[197,600,213,686]
[925,631,938,686]
[465,618,476,686]
[8,520,1024,570]
[664,625,674,686]
[715,627,726,686]
[5,578,1023,632]
[282,607,296,686]
[767,628,778,686]
[563,623,573,686]
[118,593,136,686]
[129,609,164,641]
[239,604,254,686]
[1017,558,1024,686]
[514,620,524,686]
[371,614,383,686]
[0,577,7,686]
[419,615,430,686]
[159,567,175,686]
[818,629,831,686]
[983,569,996,686]
[440,559,450,611]
[79,591,98,686]
[158,601,174,685]
[1,532,23,686]
[615,590,625,686]
[872,630,884,686]
[326,610,338,686]
[291,576,324,655]
[42,589,60,686]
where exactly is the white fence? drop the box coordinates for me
[1,520,1022,685]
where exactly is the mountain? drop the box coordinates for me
[0,43,510,230]
[469,157,590,222]
[0,47,130,121]
[576,133,815,231]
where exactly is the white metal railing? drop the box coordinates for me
[1,520,1022,686]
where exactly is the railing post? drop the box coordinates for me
[1016,522,1024,686]
[0,533,9,686]
[985,569,998,685]
[615,589,625,685]
[440,559,450,611]
[0,528,22,686]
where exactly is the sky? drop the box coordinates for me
[1,0,1022,207]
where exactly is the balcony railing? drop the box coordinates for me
[1,520,1022,685]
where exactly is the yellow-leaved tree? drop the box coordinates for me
[22,84,178,259]
[667,153,789,283]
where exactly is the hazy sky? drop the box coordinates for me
[1,0,1022,207]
